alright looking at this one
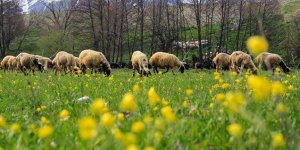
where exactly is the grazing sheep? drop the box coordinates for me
[52,51,77,75]
[255,52,290,73]
[229,51,258,74]
[0,55,14,71]
[35,55,53,72]
[16,53,43,75]
[79,49,111,76]
[74,56,80,68]
[131,51,151,77]
[8,56,19,71]
[213,53,230,72]
[149,52,185,74]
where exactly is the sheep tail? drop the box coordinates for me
[279,61,290,73]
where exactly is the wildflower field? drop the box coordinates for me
[0,69,299,149]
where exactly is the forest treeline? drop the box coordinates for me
[1,0,300,65]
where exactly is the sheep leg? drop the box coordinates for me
[239,64,244,75]
[132,66,136,77]
[163,68,169,74]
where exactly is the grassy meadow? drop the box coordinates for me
[0,69,299,149]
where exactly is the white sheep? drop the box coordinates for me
[52,51,77,75]
[255,52,290,73]
[131,51,151,77]
[212,53,230,73]
[8,56,18,71]
[16,52,43,75]
[0,55,14,71]
[229,51,258,74]
[79,49,111,76]
[35,55,53,72]
[149,52,185,74]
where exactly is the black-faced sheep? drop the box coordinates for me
[16,53,43,75]
[213,53,230,72]
[131,51,151,77]
[255,52,290,73]
[0,55,14,71]
[79,49,111,76]
[149,52,185,74]
[229,51,258,74]
[52,51,77,75]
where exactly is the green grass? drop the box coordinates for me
[0,69,299,149]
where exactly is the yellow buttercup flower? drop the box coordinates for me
[272,81,285,96]
[60,109,70,121]
[183,100,188,108]
[0,115,6,128]
[133,84,140,93]
[91,99,108,115]
[247,76,272,100]
[216,93,225,102]
[161,98,169,106]
[38,125,54,139]
[246,36,269,56]
[126,144,138,150]
[41,105,47,110]
[221,83,230,89]
[161,106,176,122]
[36,107,41,112]
[10,123,21,134]
[227,123,242,137]
[120,93,138,112]
[272,133,285,147]
[276,103,286,113]
[78,117,97,140]
[41,116,49,124]
[148,87,161,105]
[123,133,137,146]
[154,131,163,142]
[288,85,296,91]
[112,128,124,140]
[118,113,125,121]
[144,146,156,150]
[101,113,115,129]
[131,121,145,133]
[143,115,154,124]
[223,92,246,112]
[185,89,193,96]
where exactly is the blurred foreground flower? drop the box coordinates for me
[148,87,161,105]
[10,123,21,134]
[227,123,242,137]
[120,93,138,112]
[247,76,272,100]
[246,36,269,56]
[38,125,54,139]
[60,109,70,121]
[131,121,145,133]
[272,133,285,147]
[101,113,115,129]
[91,99,108,115]
[0,115,6,128]
[161,106,176,122]
[78,117,97,140]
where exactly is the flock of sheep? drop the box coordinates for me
[0,49,293,77]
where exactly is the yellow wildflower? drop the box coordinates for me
[91,99,108,115]
[276,103,286,113]
[60,109,70,121]
[162,98,169,106]
[126,144,138,150]
[154,131,163,142]
[38,125,53,139]
[183,100,188,108]
[221,83,230,89]
[144,146,156,150]
[133,84,140,93]
[148,87,161,105]
[36,107,41,112]
[0,115,6,128]
[10,123,21,134]
[131,121,145,133]
[41,116,49,124]
[246,36,269,56]
[288,85,296,91]
[223,92,246,112]
[272,81,285,96]
[123,133,137,146]
[101,113,115,129]
[247,76,272,100]
[161,106,176,122]
[78,117,97,140]
[143,115,154,124]
[112,128,124,140]
[185,89,193,96]
[120,93,138,112]
[118,113,125,121]
[216,93,225,102]
[227,123,242,137]
[272,133,285,147]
